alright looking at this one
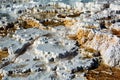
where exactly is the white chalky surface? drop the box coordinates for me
[0,0,120,80]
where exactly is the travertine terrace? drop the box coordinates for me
[0,0,120,80]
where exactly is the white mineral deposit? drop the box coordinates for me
[0,0,120,80]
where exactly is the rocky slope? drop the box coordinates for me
[0,0,120,80]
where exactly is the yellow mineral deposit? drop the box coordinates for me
[63,19,76,27]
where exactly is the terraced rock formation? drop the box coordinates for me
[0,0,120,80]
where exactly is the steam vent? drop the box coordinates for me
[0,0,120,80]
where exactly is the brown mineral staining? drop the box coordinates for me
[83,47,98,53]
[41,19,63,27]
[0,51,8,80]
[0,51,8,61]
[111,29,120,37]
[0,24,16,37]
[109,23,120,37]
[68,34,77,40]
[105,22,112,27]
[67,12,81,17]
[18,16,44,29]
[0,75,2,80]
[57,11,81,18]
[22,19,41,28]
[10,72,32,78]
[41,19,76,27]
[57,14,66,18]
[86,63,120,80]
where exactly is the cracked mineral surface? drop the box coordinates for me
[0,0,120,80]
